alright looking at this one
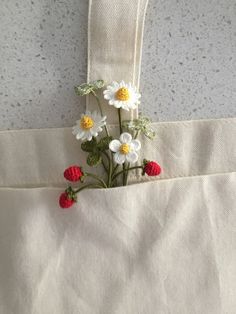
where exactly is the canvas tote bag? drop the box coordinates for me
[0,0,236,313]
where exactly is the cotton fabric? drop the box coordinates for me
[0,119,235,314]
[87,0,149,123]
[0,0,236,312]
[0,118,235,187]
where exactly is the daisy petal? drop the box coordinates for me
[109,140,121,152]
[121,104,130,111]
[75,131,85,140]
[120,132,132,144]
[112,81,119,88]
[91,130,98,137]
[126,151,138,163]
[131,139,141,151]
[104,94,110,100]
[86,135,93,141]
[114,152,126,164]
[103,81,141,111]
[72,110,106,142]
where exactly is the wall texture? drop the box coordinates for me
[0,0,236,129]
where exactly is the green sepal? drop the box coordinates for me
[87,152,102,167]
[143,159,149,165]
[65,186,77,201]
[141,159,149,176]
[80,175,85,183]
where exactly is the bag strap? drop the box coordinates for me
[87,0,149,124]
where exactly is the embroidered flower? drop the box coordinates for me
[72,111,107,141]
[58,78,163,199]
[59,188,77,208]
[103,81,141,111]
[64,166,84,182]
[143,160,161,176]
[109,132,141,164]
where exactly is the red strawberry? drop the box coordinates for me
[144,161,161,176]
[59,192,75,209]
[64,165,83,182]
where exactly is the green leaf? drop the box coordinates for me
[122,116,156,140]
[81,138,97,152]
[87,152,102,167]
[74,84,93,96]
[97,136,113,151]
[91,80,105,89]
[74,80,105,96]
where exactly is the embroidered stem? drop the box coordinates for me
[117,108,126,185]
[124,162,130,185]
[134,130,140,139]
[108,156,112,187]
[124,130,140,184]
[102,151,113,187]
[85,172,107,188]
[102,159,108,173]
[118,108,123,134]
[112,165,143,181]
[74,183,103,194]
[91,91,109,137]
[111,164,119,178]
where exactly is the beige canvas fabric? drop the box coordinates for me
[0,172,235,314]
[0,119,235,314]
[0,118,235,188]
[87,0,149,123]
[0,0,236,313]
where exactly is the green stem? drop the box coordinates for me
[112,165,143,181]
[102,159,108,173]
[118,108,123,134]
[122,131,140,185]
[134,130,140,139]
[124,162,130,185]
[102,151,113,187]
[102,150,110,161]
[85,172,107,188]
[117,108,126,185]
[74,183,103,194]
[108,155,112,187]
[124,125,140,185]
[91,91,109,137]
[111,164,119,178]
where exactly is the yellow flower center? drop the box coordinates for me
[119,143,130,155]
[115,87,130,101]
[80,115,94,130]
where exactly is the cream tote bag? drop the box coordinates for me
[0,1,236,313]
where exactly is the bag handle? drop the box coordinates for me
[87,0,149,124]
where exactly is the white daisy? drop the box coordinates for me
[72,111,106,141]
[109,132,141,164]
[103,81,141,111]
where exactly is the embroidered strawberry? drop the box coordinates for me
[59,187,77,208]
[143,160,161,176]
[64,165,83,182]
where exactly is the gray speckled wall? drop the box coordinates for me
[0,0,236,130]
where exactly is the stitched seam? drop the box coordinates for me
[0,171,235,190]
[0,117,235,134]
